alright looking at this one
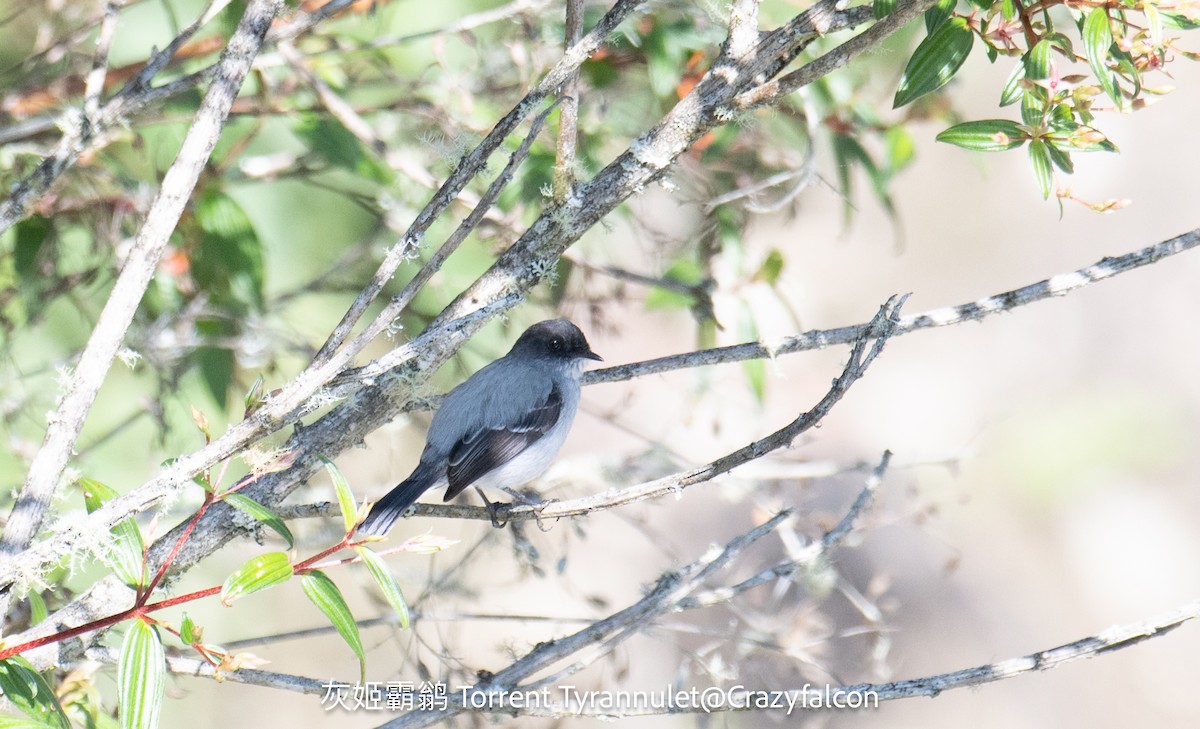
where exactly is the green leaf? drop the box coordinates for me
[1044,142,1074,173]
[180,613,198,644]
[13,216,51,279]
[999,62,1025,106]
[0,716,61,728]
[754,249,785,285]
[194,346,234,411]
[883,126,916,174]
[354,547,411,629]
[1000,0,1017,21]
[243,374,265,415]
[192,189,264,311]
[1020,87,1045,126]
[1024,39,1052,80]
[295,113,363,172]
[27,591,47,626]
[894,17,975,108]
[924,0,956,33]
[118,620,165,729]
[320,456,358,533]
[873,0,897,19]
[935,120,1028,151]
[1083,8,1123,108]
[1160,11,1200,29]
[223,493,295,548]
[80,479,147,588]
[221,552,294,606]
[0,657,70,729]
[301,571,365,680]
[1028,139,1054,199]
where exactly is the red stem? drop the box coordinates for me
[0,584,222,662]
[141,491,215,601]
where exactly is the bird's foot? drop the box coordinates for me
[474,486,509,528]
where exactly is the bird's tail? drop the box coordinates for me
[355,464,437,537]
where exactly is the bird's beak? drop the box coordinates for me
[584,349,603,362]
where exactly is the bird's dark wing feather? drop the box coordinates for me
[444,385,562,501]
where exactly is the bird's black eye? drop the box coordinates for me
[548,337,564,352]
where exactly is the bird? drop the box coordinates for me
[355,319,602,536]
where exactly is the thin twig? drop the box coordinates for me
[83,1,124,120]
[309,0,650,366]
[552,0,584,202]
[371,296,904,527]
[84,644,333,694]
[585,227,1200,386]
[475,598,1200,718]
[380,511,796,728]
[0,0,284,599]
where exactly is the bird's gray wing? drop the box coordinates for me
[443,384,562,501]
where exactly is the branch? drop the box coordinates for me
[736,0,937,109]
[381,510,795,728]
[373,295,905,526]
[83,645,333,695]
[372,452,894,727]
[551,0,584,201]
[0,0,283,616]
[309,0,650,365]
[0,0,362,235]
[584,227,1200,386]
[0,0,234,234]
[493,598,1200,717]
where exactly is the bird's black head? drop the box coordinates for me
[510,319,602,362]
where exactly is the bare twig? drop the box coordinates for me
[309,0,650,366]
[0,0,283,613]
[736,0,935,109]
[84,645,333,695]
[0,0,235,235]
[584,227,1200,386]
[83,1,124,120]
[552,0,584,201]
[380,511,796,728]
[373,296,905,526]
[678,451,892,610]
[484,598,1200,718]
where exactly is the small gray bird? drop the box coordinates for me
[356,319,601,536]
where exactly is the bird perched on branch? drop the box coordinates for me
[356,319,601,536]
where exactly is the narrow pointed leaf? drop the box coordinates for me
[320,456,357,533]
[354,547,411,630]
[1020,88,1044,126]
[1084,8,1123,108]
[0,657,70,729]
[301,571,365,680]
[1028,139,1053,198]
[118,620,165,729]
[924,0,955,33]
[894,17,974,108]
[936,119,1027,151]
[27,591,47,626]
[1045,143,1074,173]
[999,61,1025,106]
[223,493,294,548]
[180,613,199,644]
[221,552,294,606]
[0,717,61,728]
[1024,39,1052,79]
[80,479,147,588]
